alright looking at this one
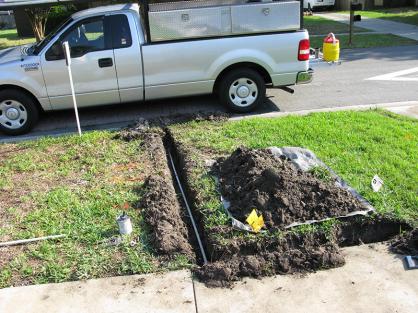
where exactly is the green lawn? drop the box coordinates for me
[0,132,190,289]
[304,15,368,35]
[0,29,35,50]
[342,7,418,26]
[170,110,418,225]
[310,33,417,49]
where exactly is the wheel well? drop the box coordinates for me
[0,85,44,113]
[213,62,272,93]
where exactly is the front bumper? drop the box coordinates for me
[296,69,314,84]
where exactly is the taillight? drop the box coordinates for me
[298,39,310,61]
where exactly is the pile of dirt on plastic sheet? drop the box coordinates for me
[169,140,411,287]
[216,147,370,229]
[390,228,418,255]
[138,131,195,259]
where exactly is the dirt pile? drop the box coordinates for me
[390,228,418,255]
[216,147,369,229]
[168,140,412,287]
[195,230,344,287]
[139,131,195,259]
[115,113,229,142]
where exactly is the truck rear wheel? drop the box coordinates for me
[0,90,39,136]
[218,68,266,113]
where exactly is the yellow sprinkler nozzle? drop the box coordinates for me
[246,209,265,233]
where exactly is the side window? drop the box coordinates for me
[110,14,132,49]
[46,17,106,61]
[64,18,105,57]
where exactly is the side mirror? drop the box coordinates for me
[69,46,88,58]
[45,41,65,61]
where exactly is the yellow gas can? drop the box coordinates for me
[323,33,340,62]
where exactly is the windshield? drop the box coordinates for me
[30,18,73,55]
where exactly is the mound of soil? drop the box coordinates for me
[115,113,229,142]
[195,230,344,287]
[139,131,194,258]
[336,214,412,247]
[390,228,418,255]
[216,147,369,229]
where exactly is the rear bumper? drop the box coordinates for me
[296,69,314,84]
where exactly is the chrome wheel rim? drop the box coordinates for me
[0,100,28,129]
[229,78,258,107]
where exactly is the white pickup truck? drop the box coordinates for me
[0,1,312,135]
[304,0,335,11]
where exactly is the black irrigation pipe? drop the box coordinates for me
[167,150,209,265]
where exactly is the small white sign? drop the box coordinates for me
[371,175,383,192]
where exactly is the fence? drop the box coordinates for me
[0,11,15,29]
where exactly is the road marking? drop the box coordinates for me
[366,67,418,82]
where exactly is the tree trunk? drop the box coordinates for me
[24,7,51,42]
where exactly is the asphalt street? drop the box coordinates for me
[1,45,417,141]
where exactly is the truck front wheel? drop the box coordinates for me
[0,90,39,136]
[218,68,266,113]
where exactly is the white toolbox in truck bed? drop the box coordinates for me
[148,0,301,42]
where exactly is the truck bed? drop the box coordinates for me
[141,29,309,100]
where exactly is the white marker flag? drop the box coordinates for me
[371,175,383,192]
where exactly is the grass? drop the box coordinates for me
[170,110,418,225]
[0,131,191,289]
[304,15,368,35]
[0,29,35,50]
[310,33,417,49]
[342,7,418,26]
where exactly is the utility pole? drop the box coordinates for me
[349,1,363,47]
[349,3,354,46]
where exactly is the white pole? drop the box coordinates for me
[62,41,82,136]
[0,234,66,247]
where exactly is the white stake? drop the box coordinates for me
[0,234,66,247]
[62,41,82,136]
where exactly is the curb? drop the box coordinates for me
[1,101,417,143]
[229,101,418,121]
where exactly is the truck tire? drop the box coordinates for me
[218,68,266,113]
[0,89,39,136]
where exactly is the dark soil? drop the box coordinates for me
[116,112,229,142]
[390,228,418,255]
[336,214,412,247]
[216,147,369,229]
[169,140,412,287]
[168,140,346,285]
[195,230,344,287]
[138,131,195,259]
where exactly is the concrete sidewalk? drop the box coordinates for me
[386,104,418,119]
[316,12,418,41]
[0,243,417,313]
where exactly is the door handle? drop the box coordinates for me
[98,58,113,68]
